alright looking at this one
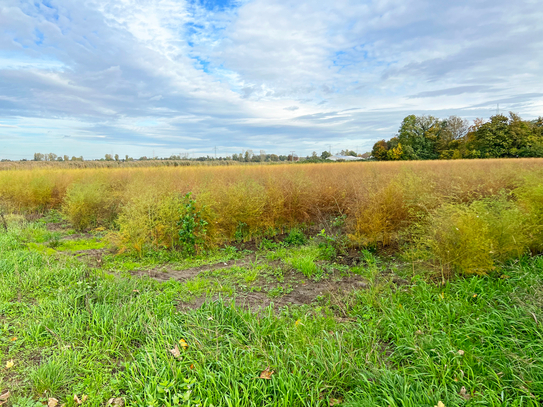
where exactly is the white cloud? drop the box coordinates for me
[0,0,542,159]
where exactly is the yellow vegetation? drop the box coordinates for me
[1,159,542,271]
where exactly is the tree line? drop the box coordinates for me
[371,113,543,160]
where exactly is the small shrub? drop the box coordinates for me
[284,228,306,246]
[178,192,208,255]
[316,229,348,261]
[259,238,282,251]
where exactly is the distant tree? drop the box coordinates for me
[371,140,389,160]
[244,150,253,162]
[63,155,69,162]
[33,153,44,161]
[320,151,332,159]
[340,149,357,157]
[114,154,119,161]
[269,154,279,162]
[397,115,444,160]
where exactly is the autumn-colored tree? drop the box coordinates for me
[371,140,389,160]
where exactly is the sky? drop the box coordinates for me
[0,0,542,160]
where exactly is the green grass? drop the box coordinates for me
[1,223,542,406]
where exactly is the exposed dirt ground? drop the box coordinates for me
[128,254,259,281]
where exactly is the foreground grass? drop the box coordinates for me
[1,225,542,406]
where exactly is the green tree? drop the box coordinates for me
[397,115,444,159]
[320,151,332,159]
[471,114,532,157]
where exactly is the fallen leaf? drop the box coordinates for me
[415,330,423,335]
[207,316,213,321]
[106,397,125,407]
[459,386,471,401]
[48,397,59,407]
[179,339,189,350]
[74,394,87,404]
[190,364,194,370]
[259,367,274,380]
[170,345,182,359]
[82,395,88,403]
[5,360,14,369]
[329,397,343,406]
[473,294,478,298]
[0,391,10,404]
[458,350,465,356]
[434,402,445,407]
[10,337,17,341]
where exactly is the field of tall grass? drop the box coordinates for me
[0,159,244,171]
[1,159,543,275]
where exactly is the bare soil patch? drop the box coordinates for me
[128,254,258,281]
[234,273,368,310]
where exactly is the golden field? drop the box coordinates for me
[1,159,543,274]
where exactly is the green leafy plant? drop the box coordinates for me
[317,229,347,261]
[259,238,283,251]
[284,228,306,246]
[178,192,208,255]
[234,221,248,242]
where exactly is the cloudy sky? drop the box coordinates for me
[1,0,542,159]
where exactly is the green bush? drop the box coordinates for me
[284,228,306,246]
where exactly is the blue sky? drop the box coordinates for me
[0,0,542,159]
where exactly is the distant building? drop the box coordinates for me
[326,155,365,161]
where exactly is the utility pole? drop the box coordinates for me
[290,151,295,162]
[214,146,217,159]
